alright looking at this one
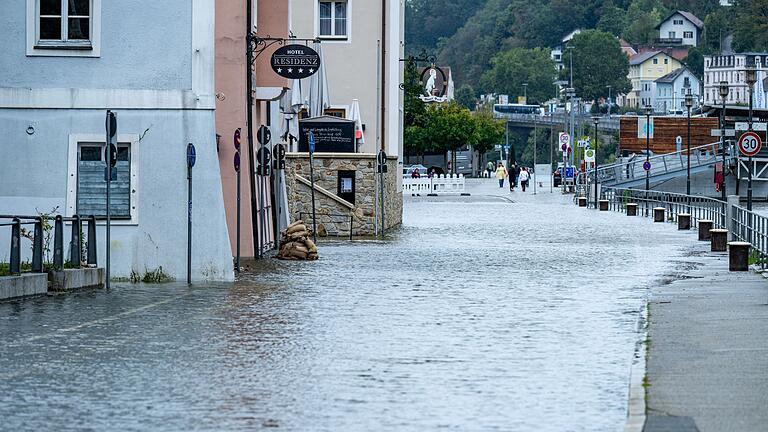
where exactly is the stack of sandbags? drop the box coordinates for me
[277,220,319,261]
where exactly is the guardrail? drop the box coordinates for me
[730,206,768,269]
[599,187,726,228]
[403,174,466,195]
[1,214,98,275]
[590,141,731,186]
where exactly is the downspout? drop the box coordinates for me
[380,0,387,152]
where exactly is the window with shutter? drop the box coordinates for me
[77,143,131,218]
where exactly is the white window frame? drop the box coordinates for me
[26,0,102,57]
[316,0,351,42]
[67,133,140,225]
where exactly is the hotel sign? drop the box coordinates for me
[270,45,321,80]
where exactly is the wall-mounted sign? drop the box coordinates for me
[270,44,321,80]
[420,66,449,103]
[299,116,356,153]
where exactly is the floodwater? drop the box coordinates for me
[0,180,690,431]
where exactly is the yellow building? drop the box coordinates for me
[627,51,682,109]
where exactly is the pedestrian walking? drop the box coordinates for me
[495,162,507,188]
[509,164,519,191]
[519,167,530,192]
[486,161,494,178]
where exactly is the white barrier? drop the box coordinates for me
[402,174,466,195]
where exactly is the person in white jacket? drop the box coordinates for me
[518,168,530,192]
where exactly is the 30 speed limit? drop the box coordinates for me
[738,131,763,157]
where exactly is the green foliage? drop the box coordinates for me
[520,128,554,167]
[732,0,768,52]
[455,84,477,110]
[567,30,631,101]
[702,9,733,53]
[473,109,505,156]
[480,47,556,104]
[405,0,488,55]
[622,0,668,44]
[597,5,628,36]
[684,46,704,79]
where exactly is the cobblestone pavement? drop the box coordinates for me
[0,179,695,431]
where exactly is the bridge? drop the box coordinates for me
[495,113,620,134]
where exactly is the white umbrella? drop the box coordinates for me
[306,42,330,117]
[348,98,365,151]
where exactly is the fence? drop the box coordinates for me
[598,187,768,270]
[0,214,98,275]
[403,174,466,195]
[299,212,354,240]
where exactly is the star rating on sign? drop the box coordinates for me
[287,68,293,73]
[298,68,304,73]
[309,68,315,73]
[277,68,282,73]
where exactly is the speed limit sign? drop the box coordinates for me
[738,131,763,157]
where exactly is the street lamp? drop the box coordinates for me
[606,85,612,117]
[745,65,757,211]
[592,115,600,208]
[685,90,693,206]
[567,45,574,88]
[563,87,576,192]
[719,81,729,208]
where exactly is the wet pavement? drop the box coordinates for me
[0,180,693,431]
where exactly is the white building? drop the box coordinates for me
[703,53,768,108]
[655,11,703,47]
[654,67,701,113]
[0,0,233,281]
[551,29,581,72]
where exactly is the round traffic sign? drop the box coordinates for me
[257,147,271,165]
[738,131,762,157]
[187,143,196,168]
[257,125,271,145]
[234,128,241,150]
[234,151,241,173]
[643,161,651,171]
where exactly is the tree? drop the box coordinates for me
[520,128,553,167]
[425,102,477,172]
[597,5,628,37]
[472,109,505,173]
[684,46,704,79]
[403,59,428,160]
[702,9,733,54]
[733,0,768,52]
[622,0,667,44]
[405,0,488,55]
[455,84,477,110]
[480,48,556,104]
[567,30,631,101]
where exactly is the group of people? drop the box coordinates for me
[488,161,531,192]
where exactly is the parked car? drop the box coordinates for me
[404,164,428,176]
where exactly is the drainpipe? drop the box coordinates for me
[380,0,386,152]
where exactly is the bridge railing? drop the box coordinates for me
[591,141,730,186]
[600,187,726,229]
[0,214,98,275]
[730,206,768,270]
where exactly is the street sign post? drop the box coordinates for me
[309,131,317,243]
[234,129,241,272]
[643,161,652,171]
[559,132,571,150]
[738,131,762,157]
[711,129,737,137]
[584,149,596,163]
[377,149,387,238]
[186,143,196,284]
[735,122,768,132]
[104,110,117,289]
[257,125,271,145]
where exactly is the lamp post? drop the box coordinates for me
[567,45,574,88]
[719,81,729,209]
[565,87,576,192]
[685,90,693,208]
[592,116,600,208]
[644,105,653,215]
[606,85,612,117]
[745,65,757,211]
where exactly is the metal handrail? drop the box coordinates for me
[731,205,768,270]
[589,141,733,186]
[600,187,726,228]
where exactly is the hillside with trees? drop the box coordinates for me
[405,0,768,92]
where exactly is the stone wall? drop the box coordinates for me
[285,153,403,237]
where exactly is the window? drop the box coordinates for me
[684,77,690,87]
[664,58,668,64]
[324,108,347,118]
[27,0,101,56]
[683,31,693,39]
[653,58,658,65]
[668,31,676,39]
[77,143,131,218]
[673,19,684,25]
[319,1,348,39]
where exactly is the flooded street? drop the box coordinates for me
[0,180,691,431]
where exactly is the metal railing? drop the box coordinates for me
[730,206,768,269]
[599,187,726,229]
[298,212,354,240]
[590,141,732,186]
[1,214,98,275]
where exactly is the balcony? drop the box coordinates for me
[654,38,683,46]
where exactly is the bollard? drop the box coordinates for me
[653,207,665,222]
[698,219,713,241]
[678,213,691,231]
[578,197,587,207]
[599,200,609,211]
[87,215,98,266]
[728,242,751,271]
[32,217,43,272]
[10,218,21,275]
[710,229,728,252]
[70,215,81,266]
[626,203,638,216]
[54,215,64,270]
